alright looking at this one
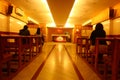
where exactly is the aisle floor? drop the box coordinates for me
[12,42,102,80]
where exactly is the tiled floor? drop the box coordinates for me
[12,42,102,80]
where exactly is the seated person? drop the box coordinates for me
[35,28,44,45]
[19,25,30,44]
[89,23,108,59]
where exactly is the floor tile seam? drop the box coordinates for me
[64,45,84,80]
[65,45,102,80]
[31,45,56,80]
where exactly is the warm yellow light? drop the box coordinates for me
[69,0,78,17]
[28,17,39,24]
[46,23,56,27]
[17,21,23,25]
[65,0,77,26]
[56,36,63,41]
[76,29,79,32]
[44,0,56,27]
[10,17,26,26]
[58,44,62,52]
[64,23,74,28]
[82,20,91,26]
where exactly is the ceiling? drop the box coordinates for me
[9,0,120,27]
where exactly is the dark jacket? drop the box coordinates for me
[19,28,30,44]
[19,29,30,36]
[90,23,107,45]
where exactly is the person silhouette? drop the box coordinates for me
[19,25,30,36]
[19,25,30,44]
[89,23,107,59]
[35,28,44,45]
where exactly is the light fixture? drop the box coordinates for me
[28,17,39,24]
[82,20,91,26]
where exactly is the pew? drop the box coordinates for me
[32,36,42,56]
[22,36,42,60]
[76,37,90,57]
[0,35,42,79]
[94,38,120,80]
[103,38,120,80]
[0,35,23,71]
[0,35,15,79]
[94,38,114,68]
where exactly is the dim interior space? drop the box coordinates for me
[1,0,120,80]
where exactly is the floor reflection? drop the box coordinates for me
[37,43,79,80]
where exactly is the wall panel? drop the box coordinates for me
[112,17,120,35]
[0,14,9,31]
[10,17,26,33]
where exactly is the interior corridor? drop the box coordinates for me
[12,42,102,80]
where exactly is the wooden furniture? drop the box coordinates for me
[104,38,120,80]
[94,38,114,69]
[0,35,32,71]
[0,35,15,79]
[32,36,42,55]
[0,35,43,79]
[0,35,23,70]
[94,38,120,80]
[76,37,90,57]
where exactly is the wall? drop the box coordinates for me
[112,17,120,35]
[91,2,120,36]
[0,14,9,32]
[101,20,110,35]
[10,16,26,33]
[113,3,120,18]
[0,0,8,15]
[11,4,28,23]
[111,3,120,35]
[0,0,28,35]
[0,1,9,32]
[9,4,29,34]
[92,8,110,24]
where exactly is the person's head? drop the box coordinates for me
[23,25,28,30]
[95,23,103,30]
[36,28,41,34]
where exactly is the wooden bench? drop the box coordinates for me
[0,35,23,70]
[31,36,42,56]
[0,35,43,79]
[0,35,14,79]
[76,37,90,57]
[103,38,120,80]
[94,38,120,80]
